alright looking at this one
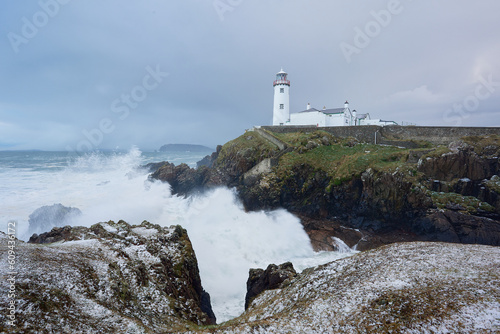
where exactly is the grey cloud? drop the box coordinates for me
[0,0,499,150]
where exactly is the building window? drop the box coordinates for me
[280,88,284,93]
[279,104,284,109]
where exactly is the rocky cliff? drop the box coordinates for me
[0,220,215,333]
[151,130,500,250]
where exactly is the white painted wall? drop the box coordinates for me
[289,111,325,126]
[325,113,346,127]
[289,110,349,127]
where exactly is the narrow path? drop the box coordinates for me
[243,128,292,181]
[253,127,288,151]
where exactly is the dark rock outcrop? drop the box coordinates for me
[151,162,212,196]
[141,161,170,173]
[245,262,297,310]
[28,225,89,244]
[197,145,222,168]
[418,140,500,215]
[412,209,500,245]
[299,215,422,252]
[418,140,500,182]
[301,215,364,251]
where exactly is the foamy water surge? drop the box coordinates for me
[0,148,355,322]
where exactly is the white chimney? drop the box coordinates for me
[344,100,349,109]
[307,103,311,110]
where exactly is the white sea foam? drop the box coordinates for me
[0,148,355,322]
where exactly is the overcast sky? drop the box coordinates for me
[1,0,499,151]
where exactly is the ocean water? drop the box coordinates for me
[0,148,355,322]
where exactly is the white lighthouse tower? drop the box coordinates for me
[272,68,290,125]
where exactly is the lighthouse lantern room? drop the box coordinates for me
[272,68,290,126]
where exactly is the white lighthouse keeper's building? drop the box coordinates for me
[272,68,291,126]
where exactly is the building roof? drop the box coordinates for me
[322,108,345,114]
[297,108,320,113]
[296,107,346,114]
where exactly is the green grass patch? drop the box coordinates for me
[273,130,336,147]
[276,143,409,182]
[429,191,495,213]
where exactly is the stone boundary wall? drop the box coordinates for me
[261,125,500,146]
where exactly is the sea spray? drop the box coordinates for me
[0,148,355,322]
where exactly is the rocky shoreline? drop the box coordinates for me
[150,130,500,251]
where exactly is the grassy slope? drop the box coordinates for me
[274,131,416,178]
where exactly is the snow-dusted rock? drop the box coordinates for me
[0,220,215,333]
[206,242,500,333]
